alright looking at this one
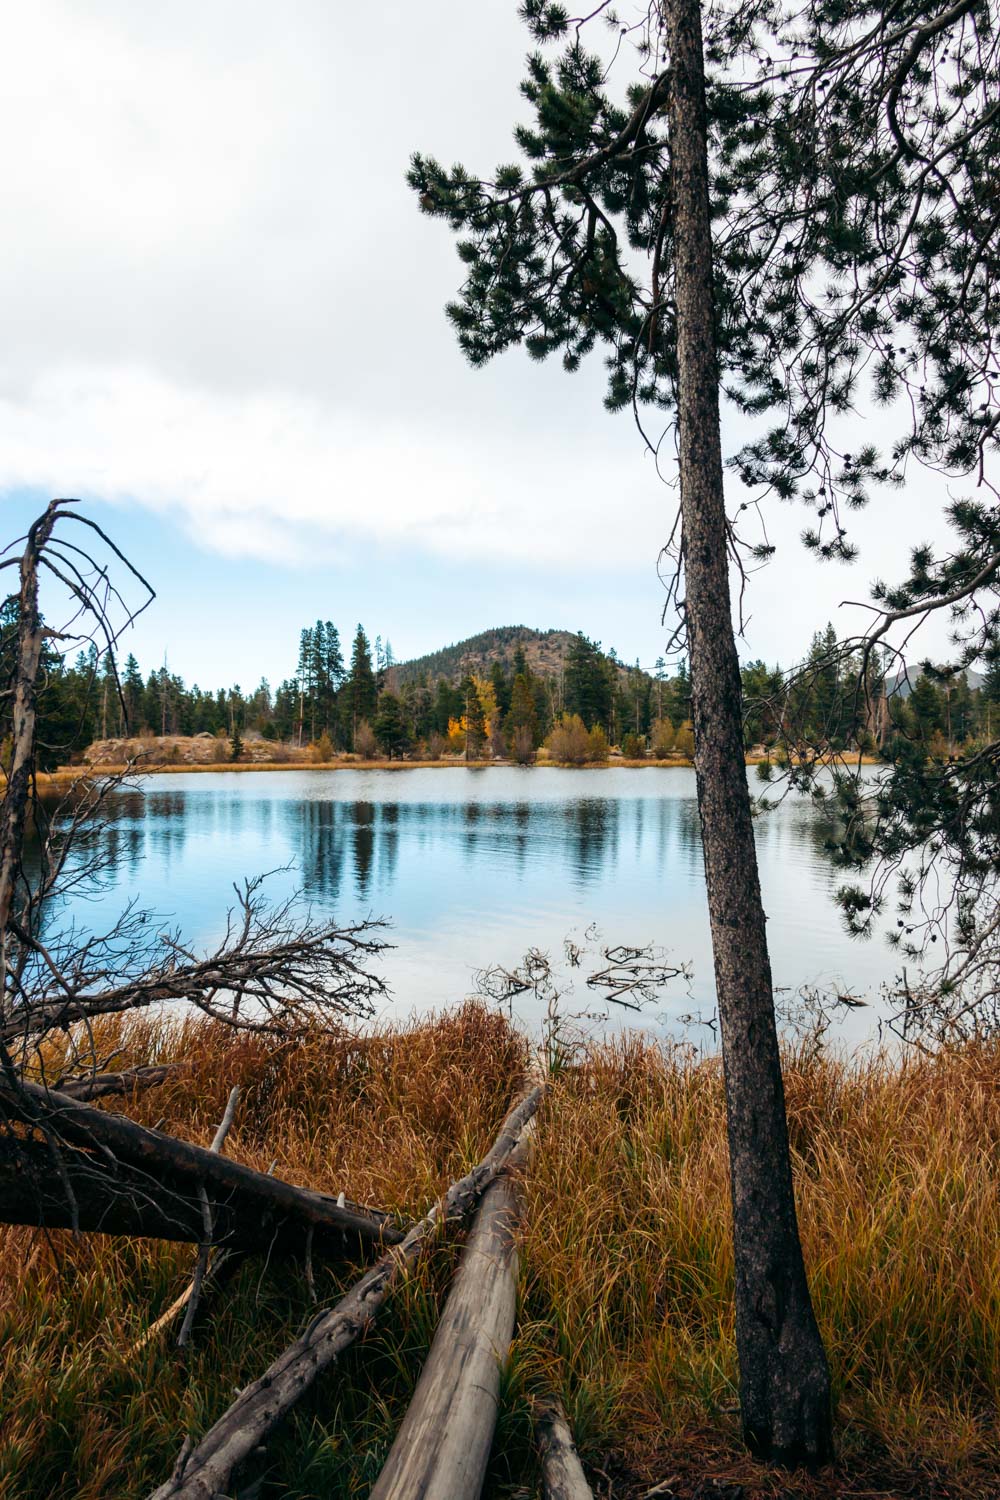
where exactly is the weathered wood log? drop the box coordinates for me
[0,1136,397,1255]
[53,1064,178,1102]
[147,1083,543,1500]
[0,1075,399,1251]
[367,1130,532,1500]
[534,1394,593,1500]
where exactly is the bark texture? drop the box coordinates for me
[534,1394,593,1500]
[53,1065,178,1102]
[368,1135,531,1500]
[0,1136,380,1256]
[664,0,832,1464]
[0,509,52,954]
[147,1083,543,1500]
[0,1078,400,1252]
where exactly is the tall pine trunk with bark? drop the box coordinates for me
[664,0,832,1464]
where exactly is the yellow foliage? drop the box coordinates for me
[473,676,498,736]
[674,719,695,757]
[446,716,467,752]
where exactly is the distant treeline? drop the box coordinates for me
[6,604,1000,767]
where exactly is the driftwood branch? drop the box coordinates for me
[148,1083,543,1500]
[369,1124,536,1500]
[0,1078,400,1252]
[3,900,391,1049]
[0,1134,396,1255]
[534,1394,594,1500]
[131,1250,240,1358]
[52,1064,178,1102]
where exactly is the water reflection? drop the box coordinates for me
[40,767,898,1040]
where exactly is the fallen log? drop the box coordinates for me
[53,1064,179,1102]
[0,1135,398,1255]
[534,1394,594,1500]
[147,1083,543,1500]
[0,1077,401,1252]
[367,1127,533,1500]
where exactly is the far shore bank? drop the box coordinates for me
[35,751,880,788]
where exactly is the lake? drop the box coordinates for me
[44,767,900,1046]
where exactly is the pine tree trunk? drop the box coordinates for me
[664,0,832,1464]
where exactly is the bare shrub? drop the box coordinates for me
[308,731,335,763]
[545,714,590,765]
[509,725,535,765]
[354,721,377,759]
[651,717,675,757]
[587,725,610,763]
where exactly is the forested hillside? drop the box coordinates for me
[6,598,999,769]
[394,626,597,685]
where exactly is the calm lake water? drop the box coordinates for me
[48,767,898,1046]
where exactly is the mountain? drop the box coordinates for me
[392,625,647,686]
[885,664,984,700]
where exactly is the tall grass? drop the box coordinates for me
[1,1009,997,1498]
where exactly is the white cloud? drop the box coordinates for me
[0,363,664,567]
[0,1,670,571]
[0,0,966,667]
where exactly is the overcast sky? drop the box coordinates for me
[0,1,956,690]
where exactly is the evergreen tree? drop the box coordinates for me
[273,679,299,741]
[740,661,784,749]
[653,656,667,721]
[672,661,693,725]
[374,635,387,698]
[411,673,434,740]
[122,653,144,732]
[373,692,411,759]
[982,658,1000,707]
[909,673,943,745]
[505,671,539,749]
[564,633,611,730]
[489,658,511,721]
[344,626,377,748]
[461,675,486,759]
[431,676,463,735]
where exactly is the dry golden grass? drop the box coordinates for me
[1,1009,997,1498]
[517,1035,1000,1497]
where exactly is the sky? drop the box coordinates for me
[0,1,959,692]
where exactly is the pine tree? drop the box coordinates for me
[564,633,611,730]
[672,661,693,725]
[122,654,144,732]
[344,626,377,748]
[296,626,313,746]
[461,675,486,759]
[411,0,879,1457]
[489,658,511,721]
[505,671,538,750]
[909,673,943,745]
[373,692,411,759]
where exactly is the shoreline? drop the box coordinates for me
[37,752,878,786]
